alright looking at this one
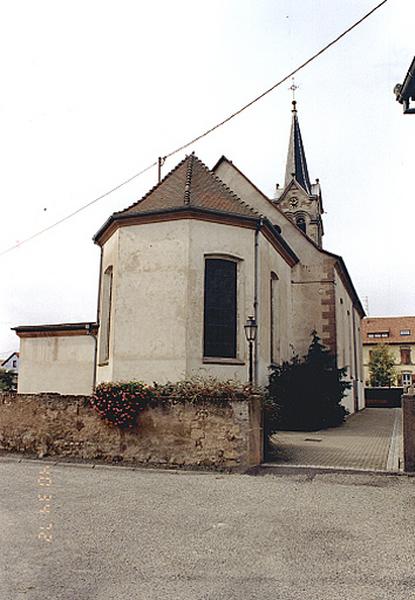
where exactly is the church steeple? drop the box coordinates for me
[284,100,311,194]
[274,99,324,248]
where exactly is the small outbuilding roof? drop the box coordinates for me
[13,322,98,337]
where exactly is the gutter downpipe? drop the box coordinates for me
[254,217,264,385]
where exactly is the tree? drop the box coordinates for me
[266,331,350,432]
[0,368,17,392]
[369,344,396,387]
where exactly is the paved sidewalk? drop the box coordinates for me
[267,408,402,471]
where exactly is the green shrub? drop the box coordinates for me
[266,332,350,433]
[0,368,17,392]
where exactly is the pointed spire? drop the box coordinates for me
[284,100,311,194]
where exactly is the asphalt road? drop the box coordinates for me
[1,457,415,600]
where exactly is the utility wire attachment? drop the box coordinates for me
[158,157,166,183]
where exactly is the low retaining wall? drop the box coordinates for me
[365,387,403,408]
[0,393,263,472]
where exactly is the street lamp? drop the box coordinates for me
[244,316,257,384]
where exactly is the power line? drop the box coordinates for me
[163,0,388,160]
[0,0,388,258]
[0,162,157,257]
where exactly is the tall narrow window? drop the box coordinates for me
[204,258,237,358]
[296,216,306,234]
[99,266,113,364]
[270,272,279,364]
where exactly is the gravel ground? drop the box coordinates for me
[1,457,415,600]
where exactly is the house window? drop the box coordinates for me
[296,216,306,234]
[270,272,279,364]
[99,266,113,364]
[400,347,411,365]
[400,329,411,336]
[203,258,237,358]
[402,373,412,387]
[368,332,389,339]
[12,360,17,368]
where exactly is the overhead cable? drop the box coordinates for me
[0,0,388,258]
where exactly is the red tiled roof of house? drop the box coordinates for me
[362,316,415,344]
[116,154,259,219]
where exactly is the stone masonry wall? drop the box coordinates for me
[0,393,263,472]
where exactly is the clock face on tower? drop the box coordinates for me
[289,197,298,208]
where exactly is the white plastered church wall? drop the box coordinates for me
[95,217,294,387]
[96,221,189,386]
[334,269,365,413]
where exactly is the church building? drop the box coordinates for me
[14,102,365,414]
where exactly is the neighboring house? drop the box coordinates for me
[14,324,97,396]
[1,351,19,372]
[13,101,365,413]
[362,316,415,388]
[394,56,415,114]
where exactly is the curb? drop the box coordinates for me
[0,453,233,476]
[253,462,415,478]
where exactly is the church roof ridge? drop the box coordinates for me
[115,153,259,219]
[183,152,195,205]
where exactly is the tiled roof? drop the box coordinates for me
[362,316,415,344]
[116,154,258,219]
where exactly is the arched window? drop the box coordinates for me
[270,272,279,364]
[296,216,306,234]
[98,266,113,365]
[204,258,237,358]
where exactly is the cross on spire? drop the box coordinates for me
[289,78,299,101]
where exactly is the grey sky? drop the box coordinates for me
[1,0,413,354]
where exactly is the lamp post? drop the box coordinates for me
[244,316,257,385]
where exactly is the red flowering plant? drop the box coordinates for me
[90,381,158,428]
